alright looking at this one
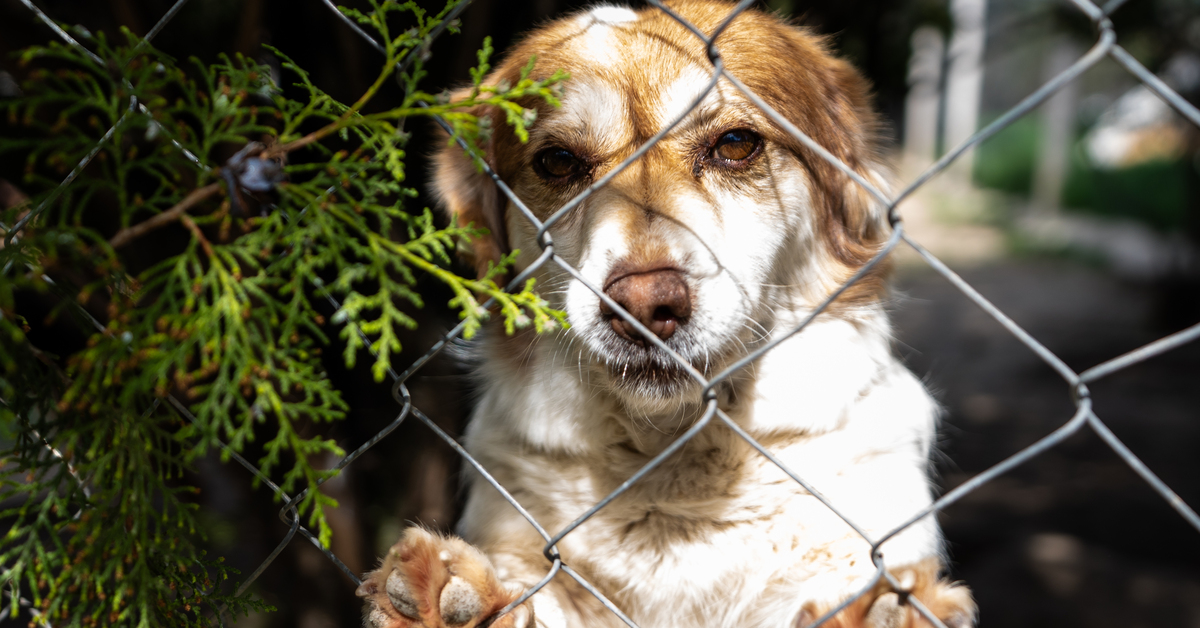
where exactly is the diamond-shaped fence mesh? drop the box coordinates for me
[4,0,1200,626]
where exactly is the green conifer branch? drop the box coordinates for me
[0,1,568,625]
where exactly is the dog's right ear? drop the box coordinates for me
[431,112,510,281]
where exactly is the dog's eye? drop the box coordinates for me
[712,130,761,163]
[536,147,587,180]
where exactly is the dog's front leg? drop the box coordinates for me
[357,527,534,628]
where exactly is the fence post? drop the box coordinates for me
[904,25,946,170]
[1033,37,1082,212]
[944,0,987,180]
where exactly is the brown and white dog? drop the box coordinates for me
[356,2,976,627]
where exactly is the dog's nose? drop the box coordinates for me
[600,268,691,344]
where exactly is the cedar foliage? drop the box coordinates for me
[0,1,566,625]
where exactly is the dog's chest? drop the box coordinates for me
[552,431,854,595]
[537,449,862,628]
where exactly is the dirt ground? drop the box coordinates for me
[891,260,1200,628]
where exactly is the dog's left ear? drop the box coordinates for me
[431,106,510,281]
[819,58,891,273]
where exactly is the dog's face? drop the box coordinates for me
[435,1,890,410]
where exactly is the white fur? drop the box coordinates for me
[540,79,633,155]
[588,5,638,24]
[572,7,636,68]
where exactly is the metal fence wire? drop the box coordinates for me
[6,0,1200,626]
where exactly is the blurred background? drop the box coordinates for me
[1,0,1198,626]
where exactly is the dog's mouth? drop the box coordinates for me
[607,354,689,384]
[597,333,711,398]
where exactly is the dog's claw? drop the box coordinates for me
[358,528,532,628]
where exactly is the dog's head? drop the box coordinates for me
[435,1,891,410]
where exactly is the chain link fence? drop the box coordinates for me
[5,0,1200,626]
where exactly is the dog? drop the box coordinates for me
[356,2,976,627]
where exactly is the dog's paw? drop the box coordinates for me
[797,560,975,628]
[357,527,533,628]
